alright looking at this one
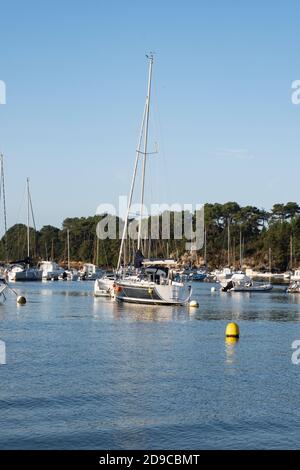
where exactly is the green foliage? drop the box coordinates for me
[0,202,300,270]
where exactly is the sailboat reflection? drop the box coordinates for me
[92,296,191,322]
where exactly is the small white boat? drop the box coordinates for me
[291,269,300,282]
[287,281,300,293]
[39,261,65,281]
[221,273,273,292]
[59,269,79,281]
[79,263,103,281]
[7,264,42,282]
[212,267,234,282]
[94,273,115,297]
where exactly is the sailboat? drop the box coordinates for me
[7,178,42,281]
[113,55,192,305]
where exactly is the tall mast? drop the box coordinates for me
[239,227,242,269]
[67,229,70,270]
[148,233,151,259]
[96,236,99,267]
[27,177,30,259]
[137,53,154,251]
[204,226,207,265]
[116,100,147,270]
[0,154,8,261]
[117,55,153,270]
[227,218,230,267]
[290,235,293,270]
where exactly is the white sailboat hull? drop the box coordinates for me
[221,273,273,292]
[8,267,42,282]
[224,284,273,292]
[115,280,192,305]
[94,277,115,297]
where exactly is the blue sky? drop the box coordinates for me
[0,0,300,230]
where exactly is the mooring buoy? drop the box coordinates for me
[17,296,26,305]
[225,322,239,338]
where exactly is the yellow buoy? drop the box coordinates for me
[189,300,199,308]
[225,336,238,345]
[225,322,239,338]
[17,296,26,305]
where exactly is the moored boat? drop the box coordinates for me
[7,178,42,282]
[221,273,273,292]
[112,56,192,307]
[287,281,300,293]
[7,263,42,282]
[79,263,103,281]
[94,273,115,297]
[114,259,192,305]
[39,260,65,281]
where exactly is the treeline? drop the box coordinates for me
[204,202,300,270]
[0,202,300,270]
[0,216,121,268]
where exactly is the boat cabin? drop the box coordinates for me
[142,259,178,285]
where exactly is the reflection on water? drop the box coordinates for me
[1,281,300,450]
[39,289,91,297]
[116,302,191,323]
[93,297,191,322]
[225,337,239,365]
[287,293,300,304]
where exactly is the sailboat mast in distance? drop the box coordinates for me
[227,218,230,267]
[240,227,243,269]
[27,177,30,259]
[67,229,70,270]
[204,226,207,265]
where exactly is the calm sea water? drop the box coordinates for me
[0,281,300,449]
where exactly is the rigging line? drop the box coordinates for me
[1,155,8,260]
[15,183,27,227]
[28,186,37,231]
[27,179,38,258]
[102,240,109,269]
[0,158,3,255]
[1,160,7,234]
[117,90,148,270]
